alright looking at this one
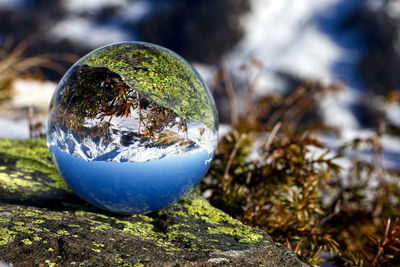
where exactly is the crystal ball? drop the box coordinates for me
[47,42,218,214]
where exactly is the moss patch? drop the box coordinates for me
[0,228,16,246]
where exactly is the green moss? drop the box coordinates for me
[207,226,263,243]
[74,210,178,250]
[90,223,112,232]
[92,242,105,248]
[114,254,123,264]
[74,211,113,231]
[0,228,16,245]
[166,224,198,241]
[31,219,45,224]
[21,238,32,245]
[118,219,173,247]
[0,138,48,158]
[44,259,57,267]
[13,208,61,229]
[0,172,42,193]
[133,214,154,223]
[41,214,62,221]
[12,224,34,234]
[183,197,240,226]
[16,210,42,218]
[172,210,187,217]
[56,230,69,236]
[16,159,70,191]
[180,197,268,244]
[0,138,71,192]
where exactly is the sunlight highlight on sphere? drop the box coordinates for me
[47,42,218,214]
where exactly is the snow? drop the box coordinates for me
[386,0,400,18]
[0,79,55,139]
[49,17,132,48]
[386,102,400,127]
[118,0,153,23]
[11,79,55,109]
[50,0,155,48]
[230,0,346,80]
[318,128,400,170]
[0,118,29,139]
[318,88,361,129]
[228,0,366,131]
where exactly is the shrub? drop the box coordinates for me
[201,61,400,266]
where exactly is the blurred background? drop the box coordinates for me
[0,0,399,166]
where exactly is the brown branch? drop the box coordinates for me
[222,61,239,127]
[224,134,246,180]
[254,122,281,164]
[137,90,141,134]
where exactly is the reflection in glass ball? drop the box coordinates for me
[47,42,218,214]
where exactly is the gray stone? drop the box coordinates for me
[0,138,307,266]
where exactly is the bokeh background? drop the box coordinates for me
[0,0,399,164]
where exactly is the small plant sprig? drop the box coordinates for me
[328,130,400,266]
[336,218,400,266]
[364,218,400,266]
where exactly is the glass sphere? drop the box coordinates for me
[47,42,218,214]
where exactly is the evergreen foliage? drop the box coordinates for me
[202,61,400,266]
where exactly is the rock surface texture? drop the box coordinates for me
[0,139,306,266]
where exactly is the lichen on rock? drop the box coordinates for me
[0,138,306,266]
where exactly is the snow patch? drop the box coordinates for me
[0,118,29,139]
[319,88,361,129]
[384,101,400,127]
[230,0,343,80]
[49,17,131,48]
[118,0,153,23]
[11,79,56,109]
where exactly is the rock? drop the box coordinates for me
[0,138,306,266]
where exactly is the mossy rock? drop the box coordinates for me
[0,138,306,266]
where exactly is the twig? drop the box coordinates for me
[372,122,385,222]
[222,61,239,127]
[28,106,34,139]
[224,134,246,180]
[264,122,282,151]
[244,59,263,120]
[137,90,141,134]
[254,122,281,164]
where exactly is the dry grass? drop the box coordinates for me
[0,37,75,102]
